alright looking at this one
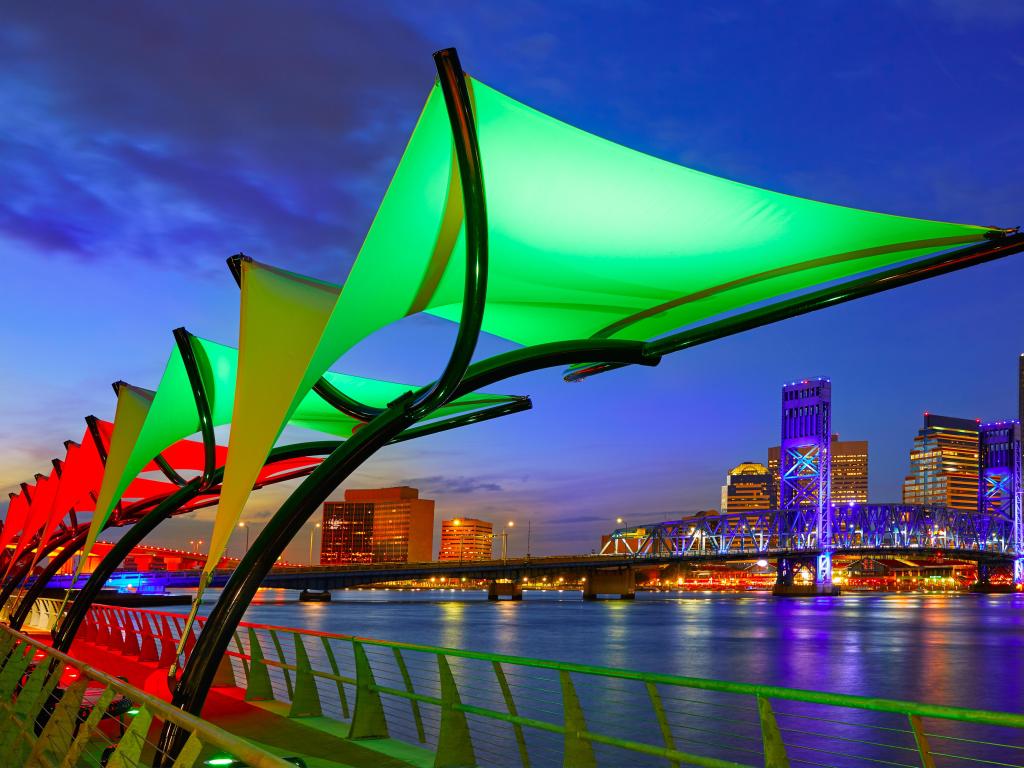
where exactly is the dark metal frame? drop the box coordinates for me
[50,44,1006,761]
[8,525,89,630]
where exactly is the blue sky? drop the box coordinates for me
[2,1,1023,560]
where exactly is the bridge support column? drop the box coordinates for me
[1015,558,1024,586]
[583,568,635,600]
[772,555,839,597]
[970,561,1016,593]
[487,581,522,601]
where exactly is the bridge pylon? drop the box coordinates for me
[978,420,1023,586]
[775,378,838,595]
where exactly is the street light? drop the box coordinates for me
[238,521,249,556]
[501,520,514,561]
[453,519,464,565]
[615,517,628,554]
[309,522,321,565]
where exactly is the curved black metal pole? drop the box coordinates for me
[50,481,202,652]
[158,344,657,764]
[410,47,488,419]
[0,527,79,609]
[643,230,1024,361]
[153,454,189,487]
[9,526,89,630]
[173,328,218,489]
[311,377,384,422]
[51,438,350,654]
[229,254,388,423]
[158,401,417,762]
[159,48,490,761]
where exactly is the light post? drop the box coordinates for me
[238,522,249,556]
[616,517,628,555]
[526,520,532,560]
[501,520,514,561]
[453,518,464,566]
[309,522,321,565]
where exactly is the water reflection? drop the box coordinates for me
[187,589,1024,710]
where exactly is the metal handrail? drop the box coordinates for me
[0,623,293,768]
[76,603,1024,768]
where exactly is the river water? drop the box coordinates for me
[214,588,1024,712]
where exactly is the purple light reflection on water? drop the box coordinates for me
[191,589,1024,711]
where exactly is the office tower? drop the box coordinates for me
[320,486,434,565]
[720,462,771,512]
[439,517,494,561]
[769,435,868,508]
[902,414,980,511]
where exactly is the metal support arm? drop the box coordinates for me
[8,526,90,630]
[50,481,203,652]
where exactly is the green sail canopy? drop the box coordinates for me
[309,75,997,367]
[80,329,519,578]
[211,72,1005,588]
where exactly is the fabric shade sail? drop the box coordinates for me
[209,72,1006,590]
[4,470,58,579]
[1,490,32,561]
[53,318,517,581]
[315,74,1002,360]
[207,262,520,580]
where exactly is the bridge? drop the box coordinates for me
[43,508,1019,599]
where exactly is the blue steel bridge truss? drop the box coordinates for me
[601,503,1020,561]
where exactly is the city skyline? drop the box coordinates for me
[3,3,1024,560]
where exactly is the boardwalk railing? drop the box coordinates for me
[0,622,293,768]
[75,603,1024,768]
[1,595,70,632]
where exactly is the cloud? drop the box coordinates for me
[398,475,504,494]
[0,3,436,276]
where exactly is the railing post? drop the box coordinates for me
[908,714,936,768]
[159,616,178,667]
[435,654,476,768]
[321,636,350,720]
[645,681,679,768]
[269,629,293,699]
[26,677,87,767]
[212,652,238,689]
[140,613,159,662]
[288,634,322,717]
[244,628,274,702]
[559,671,596,768]
[104,708,153,768]
[394,647,425,743]
[120,610,141,656]
[492,661,529,768]
[348,641,388,739]
[60,686,116,768]
[757,696,790,768]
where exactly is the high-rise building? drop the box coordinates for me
[320,487,434,565]
[439,517,493,562]
[769,435,868,508]
[902,414,980,511]
[720,462,771,512]
[1018,354,1023,428]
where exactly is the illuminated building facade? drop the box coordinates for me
[902,414,980,511]
[1019,354,1024,427]
[320,487,434,565]
[720,462,771,512]
[439,517,493,562]
[769,435,868,508]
